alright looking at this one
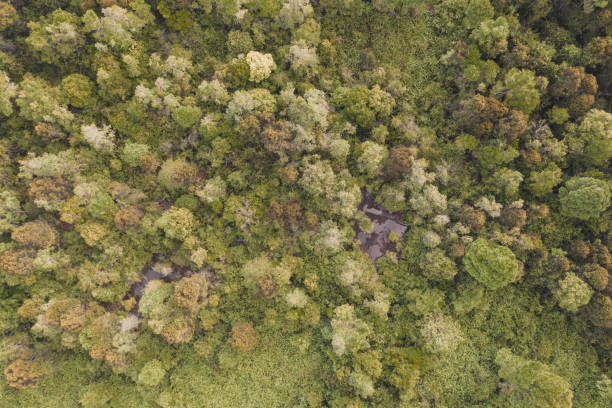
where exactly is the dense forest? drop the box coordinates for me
[0,0,610,406]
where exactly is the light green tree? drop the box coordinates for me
[137,360,166,387]
[503,68,541,114]
[463,238,520,289]
[357,141,388,177]
[567,109,612,166]
[330,304,371,356]
[61,74,96,108]
[0,71,16,116]
[155,207,197,241]
[470,17,510,57]
[553,273,594,312]
[16,74,74,130]
[559,177,610,221]
[527,164,563,197]
[0,191,24,234]
[463,0,494,29]
[25,9,83,64]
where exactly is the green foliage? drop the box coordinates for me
[347,371,374,398]
[196,176,226,211]
[463,0,494,29]
[225,59,251,89]
[567,109,612,166]
[332,85,395,127]
[550,106,570,125]
[16,74,74,130]
[0,2,17,31]
[559,177,611,221]
[175,194,199,212]
[421,249,457,281]
[157,159,197,192]
[137,360,166,387]
[25,9,83,65]
[553,273,594,312]
[495,348,573,408]
[155,206,197,241]
[61,74,95,108]
[89,4,152,51]
[172,105,202,128]
[471,17,510,57]
[0,354,101,408]
[226,30,253,55]
[527,164,563,197]
[490,167,523,201]
[503,68,541,114]
[121,143,150,167]
[331,304,371,356]
[463,238,520,290]
[0,71,16,116]
[357,141,388,177]
[420,314,464,353]
[477,143,519,169]
[87,193,117,221]
[167,333,326,408]
[0,191,24,234]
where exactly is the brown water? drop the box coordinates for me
[355,191,408,264]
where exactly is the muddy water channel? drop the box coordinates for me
[355,191,408,264]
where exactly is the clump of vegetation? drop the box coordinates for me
[463,238,521,290]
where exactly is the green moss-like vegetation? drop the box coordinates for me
[168,333,327,408]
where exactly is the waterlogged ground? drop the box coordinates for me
[356,191,408,264]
